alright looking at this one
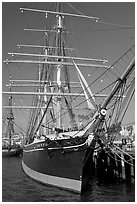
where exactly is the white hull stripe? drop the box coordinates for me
[23,148,43,153]
[22,160,82,193]
[23,141,87,153]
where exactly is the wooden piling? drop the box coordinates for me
[92,149,135,183]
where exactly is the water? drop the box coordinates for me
[2,157,135,202]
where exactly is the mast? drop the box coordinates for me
[6,87,14,148]
[84,58,135,137]
[55,3,63,129]
[41,19,49,135]
[3,4,134,141]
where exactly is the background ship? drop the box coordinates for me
[3,2,135,193]
[2,91,23,157]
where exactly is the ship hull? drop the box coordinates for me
[22,138,94,193]
[2,148,22,157]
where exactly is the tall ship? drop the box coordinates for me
[3,3,135,193]
[2,90,23,157]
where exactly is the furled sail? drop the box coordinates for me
[72,59,97,109]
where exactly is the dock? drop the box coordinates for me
[92,147,135,183]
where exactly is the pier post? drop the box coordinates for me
[121,153,126,180]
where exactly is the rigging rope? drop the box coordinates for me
[112,144,135,160]
[5,8,135,139]
[67,2,135,28]
[108,145,135,166]
[41,58,134,129]
[107,150,135,166]
[42,79,117,128]
[120,89,135,122]
[12,121,26,134]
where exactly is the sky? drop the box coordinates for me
[2,1,135,133]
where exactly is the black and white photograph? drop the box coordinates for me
[2,1,135,202]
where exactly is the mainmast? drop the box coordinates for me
[55,3,63,129]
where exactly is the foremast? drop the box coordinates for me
[6,86,15,148]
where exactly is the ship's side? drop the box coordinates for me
[22,136,94,193]
[2,147,22,157]
[2,136,23,157]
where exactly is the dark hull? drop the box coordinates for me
[22,138,94,193]
[2,148,23,157]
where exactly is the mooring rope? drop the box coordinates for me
[108,145,135,166]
